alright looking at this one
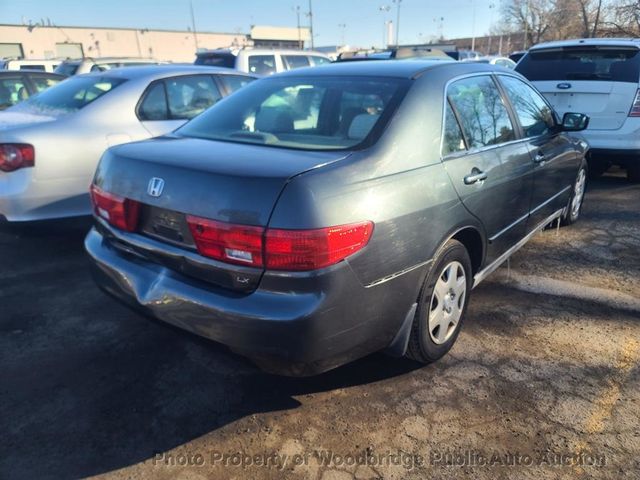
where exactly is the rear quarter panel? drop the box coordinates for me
[268,71,483,288]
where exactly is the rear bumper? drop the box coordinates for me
[578,118,640,164]
[0,169,92,221]
[85,227,424,376]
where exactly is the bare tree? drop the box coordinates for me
[607,0,640,35]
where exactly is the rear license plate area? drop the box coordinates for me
[139,205,195,248]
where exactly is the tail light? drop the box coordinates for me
[630,89,640,117]
[265,222,373,271]
[186,215,374,271]
[186,216,264,267]
[0,144,35,172]
[90,184,140,232]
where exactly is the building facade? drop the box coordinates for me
[0,23,310,63]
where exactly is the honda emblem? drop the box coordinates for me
[147,177,165,197]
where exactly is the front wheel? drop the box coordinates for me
[406,239,472,364]
[562,162,587,226]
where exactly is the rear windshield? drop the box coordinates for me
[177,76,409,151]
[195,53,236,69]
[54,63,80,76]
[19,76,125,113]
[517,47,640,82]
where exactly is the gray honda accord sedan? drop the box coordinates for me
[85,61,589,376]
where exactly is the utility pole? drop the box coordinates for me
[471,0,476,52]
[190,0,199,51]
[393,0,402,46]
[308,0,315,49]
[294,6,302,49]
[338,23,346,47]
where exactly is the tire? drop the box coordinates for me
[627,164,640,183]
[406,239,472,364]
[562,162,587,226]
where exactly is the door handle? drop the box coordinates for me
[464,169,488,185]
[534,151,546,163]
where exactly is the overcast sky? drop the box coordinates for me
[5,0,500,48]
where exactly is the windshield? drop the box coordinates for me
[18,76,126,114]
[517,47,640,82]
[177,76,408,151]
[54,63,80,76]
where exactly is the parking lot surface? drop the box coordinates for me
[1,172,638,480]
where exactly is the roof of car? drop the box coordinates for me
[197,48,330,57]
[274,59,497,79]
[77,64,258,81]
[60,57,160,64]
[0,70,65,78]
[530,38,640,51]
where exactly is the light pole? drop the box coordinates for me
[487,3,495,54]
[470,0,476,52]
[293,6,302,49]
[393,0,402,46]
[338,23,346,47]
[307,0,315,49]
[379,5,391,48]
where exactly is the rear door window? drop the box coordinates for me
[248,55,277,75]
[165,75,222,119]
[31,75,63,92]
[0,76,28,108]
[517,47,640,82]
[283,55,310,70]
[217,75,255,94]
[499,75,556,137]
[138,82,168,120]
[447,75,516,149]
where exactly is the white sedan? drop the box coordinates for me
[0,65,255,221]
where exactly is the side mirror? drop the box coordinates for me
[561,112,589,132]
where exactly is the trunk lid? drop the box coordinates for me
[94,135,350,291]
[532,80,636,130]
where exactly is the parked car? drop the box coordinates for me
[85,61,589,376]
[0,58,62,73]
[195,48,332,75]
[0,71,66,110]
[516,38,640,181]
[0,65,255,221]
[54,57,162,76]
[472,56,517,69]
[509,50,527,63]
[336,47,452,62]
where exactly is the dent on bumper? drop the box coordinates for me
[85,228,421,375]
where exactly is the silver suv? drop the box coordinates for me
[195,48,331,75]
[517,38,640,181]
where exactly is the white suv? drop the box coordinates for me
[194,49,331,75]
[516,38,640,181]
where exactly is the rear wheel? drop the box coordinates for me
[562,163,587,226]
[406,239,472,363]
[627,163,640,183]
